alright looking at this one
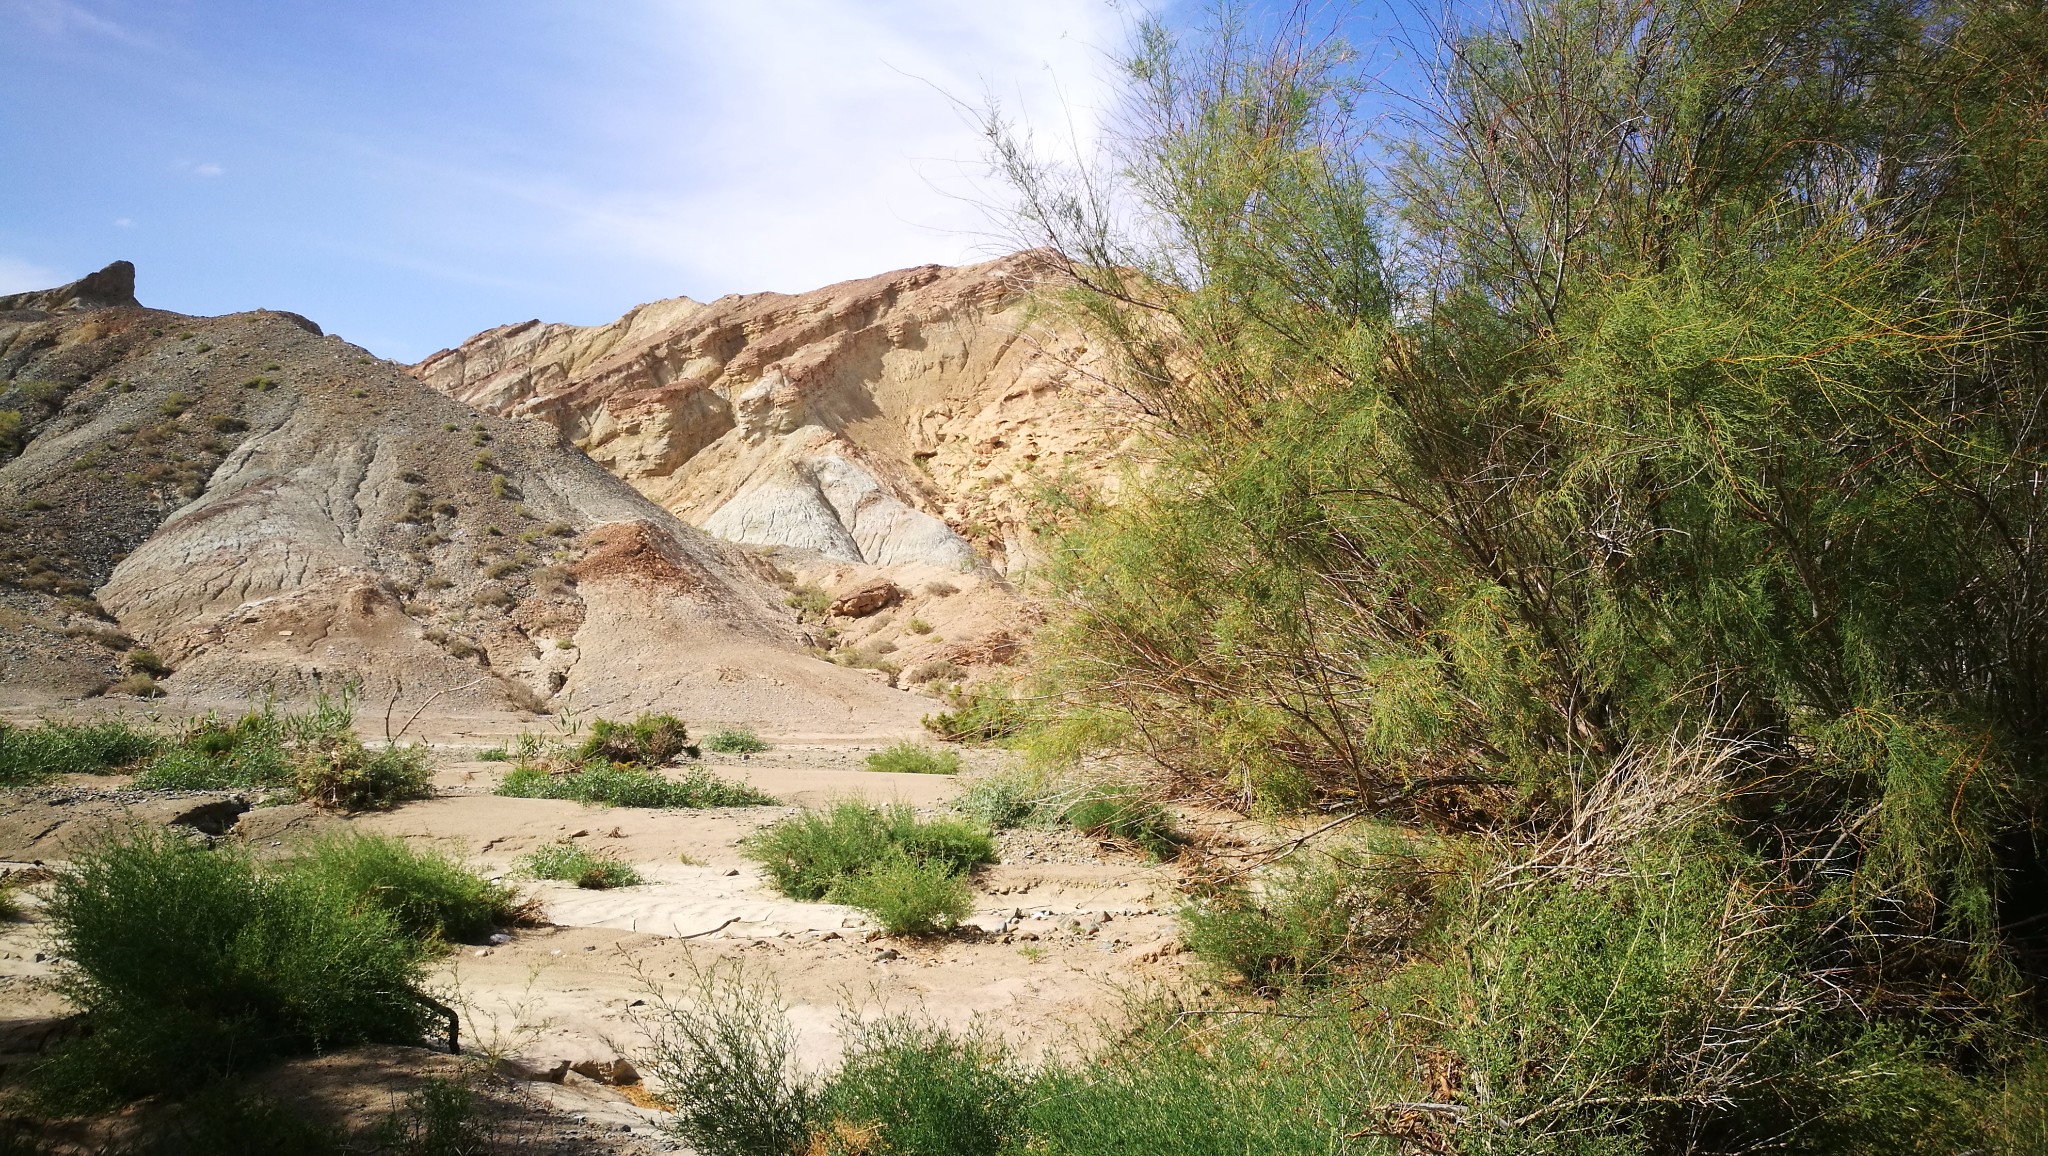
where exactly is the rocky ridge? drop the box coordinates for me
[410,252,1135,581]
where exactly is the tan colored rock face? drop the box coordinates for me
[411,253,1134,578]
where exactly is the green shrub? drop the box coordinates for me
[1063,784,1178,860]
[921,684,1030,745]
[639,963,818,1156]
[476,745,510,762]
[1178,846,1427,989]
[33,827,431,1110]
[496,761,773,808]
[951,768,1056,830]
[827,856,972,936]
[819,1018,1022,1156]
[0,877,21,922]
[0,719,161,786]
[704,728,770,755]
[575,713,697,766]
[744,801,995,903]
[124,649,171,678]
[864,742,962,775]
[285,833,527,944]
[519,842,640,889]
[293,742,434,811]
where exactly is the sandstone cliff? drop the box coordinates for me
[411,253,1133,580]
[0,262,926,732]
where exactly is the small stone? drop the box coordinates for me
[583,944,597,952]
[874,947,900,961]
[473,948,491,957]
[488,932,512,945]
[723,868,740,877]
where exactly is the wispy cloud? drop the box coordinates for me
[2,0,152,49]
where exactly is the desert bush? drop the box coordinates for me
[745,802,991,935]
[826,856,972,936]
[703,728,770,755]
[638,963,819,1156]
[496,760,773,808]
[105,673,163,698]
[1063,784,1178,860]
[32,827,432,1109]
[817,1017,1022,1156]
[745,801,995,903]
[864,742,961,775]
[0,877,21,922]
[124,648,170,678]
[785,583,831,622]
[921,684,1030,745]
[285,833,527,944]
[0,719,161,785]
[1179,839,1433,989]
[575,713,697,765]
[519,841,640,889]
[950,767,1057,830]
[476,745,509,761]
[293,740,434,810]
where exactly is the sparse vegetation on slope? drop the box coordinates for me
[492,714,773,808]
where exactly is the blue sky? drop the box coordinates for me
[0,1,1133,360]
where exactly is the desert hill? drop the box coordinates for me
[0,261,924,732]
[411,252,1133,581]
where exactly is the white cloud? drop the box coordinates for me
[112,217,134,228]
[0,255,62,294]
[192,162,223,177]
[368,0,1124,298]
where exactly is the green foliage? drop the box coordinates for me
[1062,783,1178,860]
[496,760,773,808]
[32,827,431,1110]
[0,719,161,786]
[826,856,972,936]
[921,683,1030,745]
[703,728,770,754]
[863,742,962,775]
[122,697,430,810]
[476,745,510,762]
[950,767,1057,830]
[284,833,526,944]
[575,713,698,765]
[518,841,640,889]
[638,963,819,1156]
[785,583,831,622]
[818,1018,1022,1156]
[744,801,995,905]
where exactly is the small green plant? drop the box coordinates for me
[284,833,529,944]
[638,962,819,1156]
[828,856,972,936]
[496,761,773,808]
[818,1018,1022,1156]
[951,768,1056,830]
[477,745,510,761]
[906,618,933,635]
[865,742,962,775]
[1063,784,1179,860]
[576,713,698,765]
[0,876,21,922]
[125,648,171,678]
[704,728,770,755]
[519,842,639,889]
[922,684,1030,745]
[745,802,992,934]
[785,583,831,622]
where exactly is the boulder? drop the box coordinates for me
[829,580,901,618]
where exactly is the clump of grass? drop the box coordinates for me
[31,827,433,1110]
[864,742,962,775]
[285,833,529,944]
[519,842,640,889]
[1063,783,1179,860]
[704,728,770,755]
[745,802,993,935]
[293,741,434,811]
[0,719,162,787]
[0,876,21,922]
[576,713,698,765]
[497,760,773,808]
[818,1018,1023,1156]
[477,745,510,761]
[1178,847,1406,989]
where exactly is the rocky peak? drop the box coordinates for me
[0,260,139,313]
